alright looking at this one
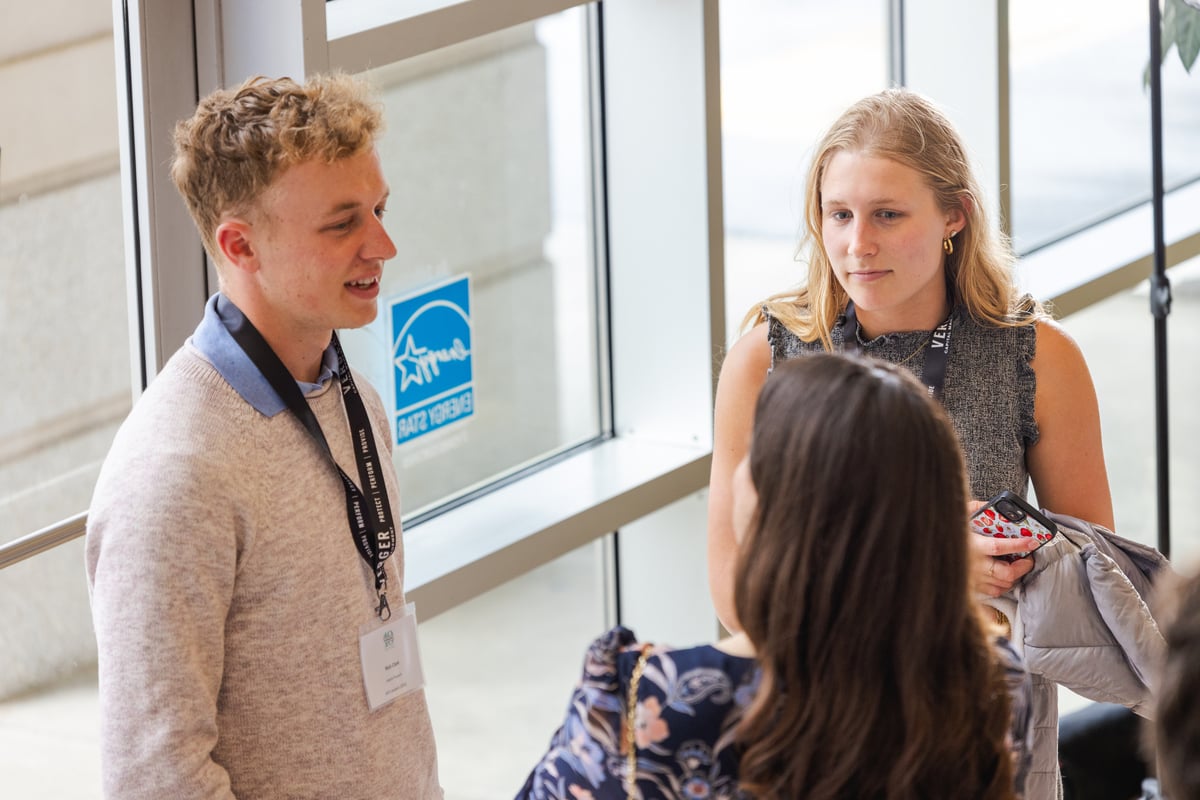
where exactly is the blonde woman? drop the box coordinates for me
[707,88,1113,798]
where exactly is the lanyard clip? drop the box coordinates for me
[376,591,391,621]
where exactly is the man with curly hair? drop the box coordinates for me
[86,74,441,798]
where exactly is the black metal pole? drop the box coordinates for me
[1148,0,1173,557]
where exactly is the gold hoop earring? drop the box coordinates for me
[943,236,954,256]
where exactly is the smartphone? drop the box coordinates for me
[970,491,1058,562]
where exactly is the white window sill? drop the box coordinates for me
[326,0,589,68]
[1019,180,1200,316]
[403,436,711,620]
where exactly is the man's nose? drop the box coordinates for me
[366,216,398,261]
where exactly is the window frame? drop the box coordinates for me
[900,0,1200,305]
[111,0,724,627]
[17,0,1194,622]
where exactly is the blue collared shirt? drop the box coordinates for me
[190,293,339,416]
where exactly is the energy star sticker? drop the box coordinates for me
[394,335,431,392]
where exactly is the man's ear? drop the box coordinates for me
[214,219,259,273]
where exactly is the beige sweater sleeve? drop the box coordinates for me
[87,357,244,798]
[87,348,441,799]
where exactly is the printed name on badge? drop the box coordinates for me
[359,602,425,711]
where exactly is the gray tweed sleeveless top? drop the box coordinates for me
[766,305,1040,501]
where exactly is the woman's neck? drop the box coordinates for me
[713,631,756,658]
[852,294,951,339]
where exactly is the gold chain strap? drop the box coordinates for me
[892,334,932,366]
[625,644,653,797]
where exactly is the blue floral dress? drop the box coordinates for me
[515,626,759,800]
[517,626,1033,799]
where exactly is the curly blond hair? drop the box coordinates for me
[170,73,384,259]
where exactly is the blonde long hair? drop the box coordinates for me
[752,89,1043,349]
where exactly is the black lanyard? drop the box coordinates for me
[218,297,397,620]
[841,301,953,401]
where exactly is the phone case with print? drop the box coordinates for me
[970,491,1058,562]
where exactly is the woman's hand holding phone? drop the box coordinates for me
[969,531,1036,598]
[968,492,1057,597]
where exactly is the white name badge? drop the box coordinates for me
[359,602,425,711]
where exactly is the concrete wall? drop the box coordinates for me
[0,5,129,698]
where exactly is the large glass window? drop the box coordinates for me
[0,4,128,544]
[341,7,603,515]
[2,3,708,797]
[421,540,609,795]
[719,0,887,344]
[1009,0,1200,252]
[1058,254,1200,559]
[1053,253,1200,720]
[0,0,126,706]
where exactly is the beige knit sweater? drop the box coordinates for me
[86,344,441,799]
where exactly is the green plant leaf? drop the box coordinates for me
[1145,0,1200,87]
[1174,0,1200,70]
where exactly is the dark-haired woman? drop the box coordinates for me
[516,355,1031,800]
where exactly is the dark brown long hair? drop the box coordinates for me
[734,354,1015,800]
[1146,570,1200,800]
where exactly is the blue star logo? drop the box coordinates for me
[394,334,430,393]
[388,276,474,445]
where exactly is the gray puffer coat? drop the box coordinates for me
[985,512,1171,799]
